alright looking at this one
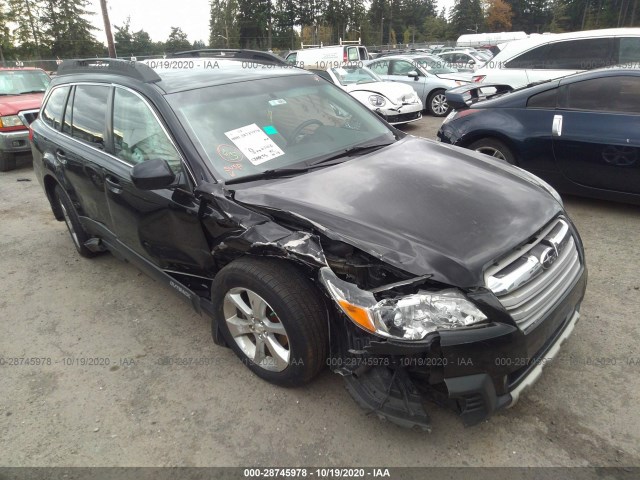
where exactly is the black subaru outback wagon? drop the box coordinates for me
[30,56,587,430]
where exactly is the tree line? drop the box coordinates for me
[0,0,637,62]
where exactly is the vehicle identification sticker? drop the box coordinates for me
[268,99,287,106]
[224,123,284,165]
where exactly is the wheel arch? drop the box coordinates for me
[458,132,520,164]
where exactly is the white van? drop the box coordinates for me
[472,28,640,88]
[285,40,369,69]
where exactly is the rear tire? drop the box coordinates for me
[54,185,96,258]
[468,138,516,165]
[211,257,328,387]
[427,89,450,117]
[0,152,16,172]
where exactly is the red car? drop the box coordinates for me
[0,67,50,171]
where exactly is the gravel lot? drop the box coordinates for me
[1,116,639,468]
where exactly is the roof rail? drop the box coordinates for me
[57,58,161,83]
[300,42,323,49]
[339,38,361,45]
[169,49,286,65]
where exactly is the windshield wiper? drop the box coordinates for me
[224,166,312,185]
[19,90,45,94]
[309,141,394,166]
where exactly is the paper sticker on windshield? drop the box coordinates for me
[268,99,287,106]
[216,144,244,163]
[224,123,284,165]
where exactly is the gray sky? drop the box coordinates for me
[89,0,457,44]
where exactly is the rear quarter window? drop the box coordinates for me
[41,86,70,130]
[527,88,558,108]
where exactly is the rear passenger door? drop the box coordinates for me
[101,86,214,275]
[552,75,640,195]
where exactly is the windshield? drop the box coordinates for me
[167,74,394,181]
[330,66,380,86]
[412,56,459,74]
[0,70,49,95]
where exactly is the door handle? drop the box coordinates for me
[105,175,123,194]
[552,114,563,137]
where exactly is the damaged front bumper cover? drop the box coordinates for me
[331,266,586,430]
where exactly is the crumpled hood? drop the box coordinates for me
[344,81,417,103]
[233,137,563,287]
[0,93,43,116]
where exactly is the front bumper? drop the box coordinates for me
[332,264,587,429]
[0,129,31,154]
[377,104,423,125]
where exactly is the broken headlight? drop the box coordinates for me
[319,268,487,341]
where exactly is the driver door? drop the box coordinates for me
[389,59,426,99]
[102,86,215,276]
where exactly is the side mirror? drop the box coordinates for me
[408,70,419,80]
[468,59,476,65]
[130,159,176,190]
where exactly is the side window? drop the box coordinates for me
[505,45,549,69]
[286,52,297,65]
[71,85,109,149]
[545,38,615,70]
[369,61,388,75]
[527,88,558,109]
[112,88,182,170]
[565,76,640,114]
[41,86,70,130]
[618,37,640,64]
[391,60,415,75]
[62,86,73,135]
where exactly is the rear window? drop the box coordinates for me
[41,86,70,130]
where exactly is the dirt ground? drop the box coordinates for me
[0,117,639,468]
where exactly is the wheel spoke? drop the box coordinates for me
[226,314,253,338]
[265,333,290,369]
[253,336,267,364]
[227,292,253,318]
[263,319,286,335]
[247,290,267,319]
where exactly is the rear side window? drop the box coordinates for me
[505,45,549,69]
[619,37,640,64]
[71,85,110,149]
[527,88,558,108]
[41,86,70,130]
[565,76,640,114]
[286,52,297,65]
[545,38,615,70]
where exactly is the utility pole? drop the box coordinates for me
[23,0,40,59]
[380,15,384,47]
[100,0,117,58]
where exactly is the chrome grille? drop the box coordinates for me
[485,217,582,331]
[18,109,39,126]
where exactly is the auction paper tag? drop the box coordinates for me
[224,123,284,165]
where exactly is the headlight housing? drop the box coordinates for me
[368,94,386,107]
[320,268,487,341]
[0,115,25,128]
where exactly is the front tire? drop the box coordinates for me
[54,185,96,258]
[468,138,516,164]
[427,89,450,117]
[212,258,328,387]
